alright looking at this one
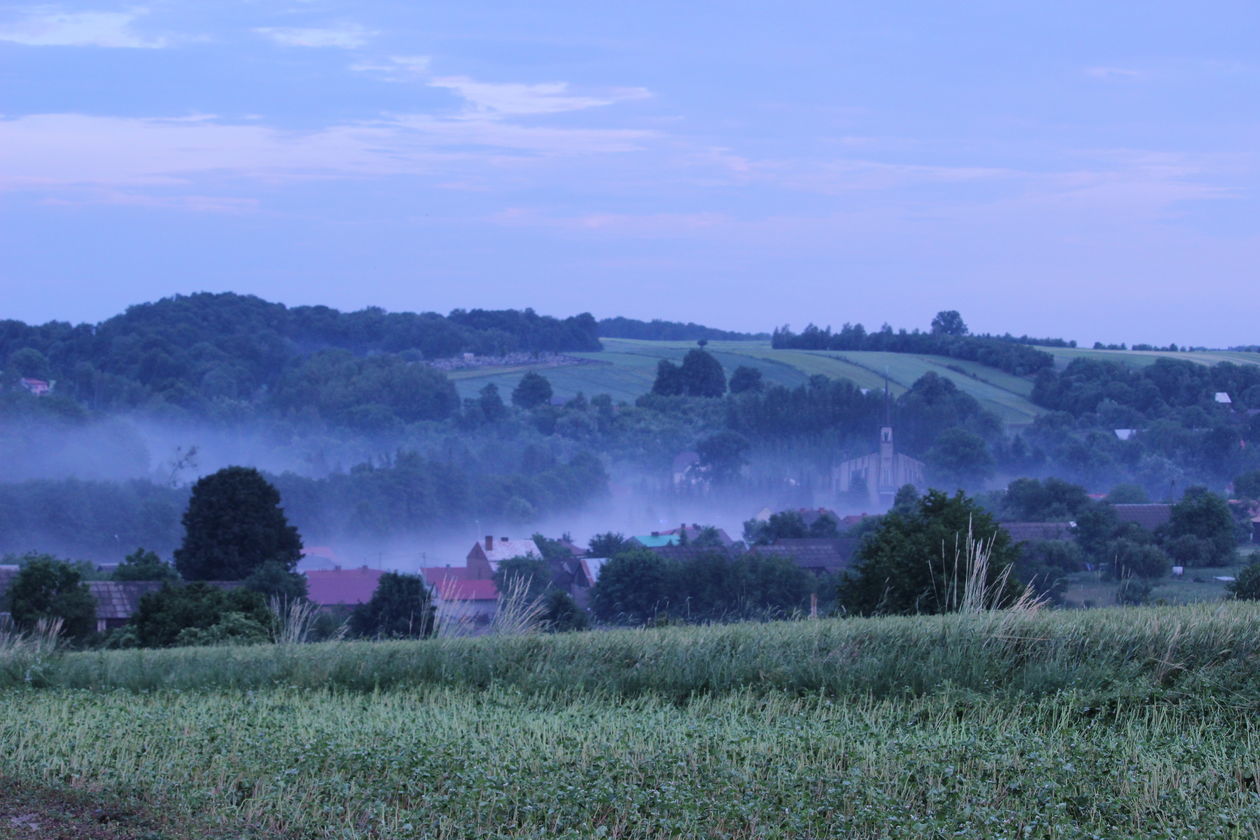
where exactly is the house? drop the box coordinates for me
[427,576,499,627]
[1110,504,1173,531]
[999,522,1076,544]
[297,546,339,572]
[1114,429,1139,441]
[465,536,540,579]
[576,557,609,588]
[749,538,859,575]
[304,567,385,609]
[834,388,924,509]
[631,524,735,549]
[18,378,52,396]
[86,580,165,633]
[1215,392,1233,405]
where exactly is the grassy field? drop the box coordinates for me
[448,342,1260,426]
[1045,347,1260,369]
[2,604,1259,838]
[452,339,1047,424]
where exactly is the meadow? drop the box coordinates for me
[450,337,1260,426]
[2,603,1259,838]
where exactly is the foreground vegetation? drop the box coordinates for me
[1,603,1259,837]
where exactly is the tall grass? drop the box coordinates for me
[41,602,1260,701]
[0,617,63,687]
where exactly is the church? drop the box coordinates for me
[834,391,925,510]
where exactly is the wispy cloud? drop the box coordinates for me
[0,111,656,194]
[254,23,374,49]
[0,8,167,48]
[43,190,260,214]
[349,54,430,81]
[1085,66,1145,80]
[429,77,651,117]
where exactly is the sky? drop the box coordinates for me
[2,1,1258,346]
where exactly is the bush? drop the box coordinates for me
[349,572,435,639]
[1116,578,1153,606]
[1105,539,1171,580]
[4,555,96,641]
[1228,562,1260,600]
[131,583,274,647]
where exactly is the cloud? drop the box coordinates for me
[42,190,260,214]
[254,23,374,49]
[428,77,651,117]
[1085,66,1145,80]
[349,54,431,81]
[0,8,167,48]
[0,112,656,193]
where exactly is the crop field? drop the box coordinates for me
[2,603,1259,839]
[1045,347,1260,370]
[451,339,1046,424]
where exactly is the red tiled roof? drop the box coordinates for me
[432,578,499,602]
[304,567,384,606]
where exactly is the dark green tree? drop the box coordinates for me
[478,383,508,422]
[1166,486,1237,566]
[540,589,589,631]
[930,310,969,336]
[587,532,630,557]
[174,467,303,581]
[1227,561,1260,600]
[925,427,994,490]
[243,559,309,601]
[651,359,685,396]
[1103,538,1171,580]
[728,366,765,394]
[130,583,273,647]
[680,349,726,397]
[589,548,670,624]
[493,555,553,603]
[1233,470,1260,500]
[696,430,750,483]
[743,511,808,544]
[348,572,435,639]
[112,547,179,582]
[5,554,96,640]
[839,490,1022,616]
[511,372,553,408]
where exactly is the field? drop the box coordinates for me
[450,339,1260,428]
[2,604,1259,838]
[453,339,1047,424]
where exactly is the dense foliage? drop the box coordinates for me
[175,467,303,581]
[840,489,1022,615]
[0,293,599,408]
[589,547,814,624]
[771,318,1056,376]
[3,554,96,640]
[596,316,765,341]
[348,572,435,639]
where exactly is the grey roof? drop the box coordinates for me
[648,545,736,563]
[999,522,1075,544]
[1110,504,1173,530]
[750,538,859,573]
[87,580,166,620]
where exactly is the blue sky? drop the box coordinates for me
[2,1,1257,345]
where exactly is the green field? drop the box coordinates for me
[449,340,1260,427]
[1046,347,1260,369]
[452,339,1047,424]
[2,604,1259,838]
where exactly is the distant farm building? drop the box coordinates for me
[304,567,385,609]
[465,536,540,578]
[749,538,859,575]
